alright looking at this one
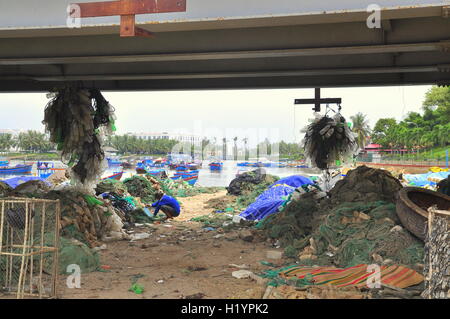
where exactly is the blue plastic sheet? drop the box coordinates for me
[1,176,51,189]
[239,185,295,221]
[269,175,313,189]
[403,171,450,187]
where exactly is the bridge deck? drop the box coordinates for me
[0,1,449,91]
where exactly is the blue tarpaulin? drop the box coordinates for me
[239,184,295,221]
[1,176,51,189]
[403,171,450,187]
[269,175,314,189]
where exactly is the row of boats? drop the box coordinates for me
[236,161,308,168]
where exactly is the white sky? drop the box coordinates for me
[0,85,431,146]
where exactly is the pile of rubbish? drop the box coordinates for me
[260,166,424,270]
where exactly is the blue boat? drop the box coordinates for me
[0,160,8,166]
[37,161,55,179]
[209,162,223,171]
[146,169,168,179]
[107,158,122,166]
[237,162,250,167]
[0,164,33,174]
[170,173,198,186]
[102,171,123,180]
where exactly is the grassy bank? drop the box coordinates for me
[2,152,60,161]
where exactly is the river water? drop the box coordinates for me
[2,160,321,188]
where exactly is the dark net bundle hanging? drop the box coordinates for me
[43,87,116,192]
[302,113,357,170]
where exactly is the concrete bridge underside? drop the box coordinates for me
[0,1,449,91]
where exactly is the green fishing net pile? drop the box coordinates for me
[264,199,423,268]
[41,236,100,274]
[123,175,160,204]
[0,236,100,285]
[235,174,280,208]
[261,166,424,268]
[261,192,319,245]
[154,176,224,198]
[96,179,128,194]
[0,181,12,198]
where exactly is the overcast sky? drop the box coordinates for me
[0,85,431,146]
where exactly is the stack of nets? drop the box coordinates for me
[226,169,279,208]
[43,87,116,192]
[123,175,162,204]
[302,113,357,169]
[227,169,278,195]
[329,165,403,204]
[261,166,424,269]
[95,178,128,195]
[42,190,122,247]
[263,199,424,269]
[0,181,13,197]
[437,176,450,196]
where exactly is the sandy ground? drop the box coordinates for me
[176,190,228,221]
[357,163,433,174]
[57,191,283,299]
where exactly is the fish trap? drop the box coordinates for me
[0,198,60,299]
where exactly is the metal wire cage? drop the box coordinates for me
[0,197,60,299]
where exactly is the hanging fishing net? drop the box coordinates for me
[302,113,357,170]
[42,87,116,192]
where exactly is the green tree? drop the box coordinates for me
[17,131,54,153]
[350,112,371,150]
[0,134,16,152]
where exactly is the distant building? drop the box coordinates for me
[128,132,203,146]
[104,146,118,156]
[0,129,25,136]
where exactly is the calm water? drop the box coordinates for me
[2,160,321,188]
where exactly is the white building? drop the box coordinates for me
[0,129,25,136]
[128,132,203,145]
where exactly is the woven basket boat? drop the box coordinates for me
[396,187,450,240]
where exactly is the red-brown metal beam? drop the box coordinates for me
[72,0,186,37]
[76,0,186,17]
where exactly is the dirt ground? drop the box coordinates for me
[57,191,283,299]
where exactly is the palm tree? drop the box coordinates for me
[0,134,16,152]
[350,112,371,150]
[222,138,227,160]
[233,137,238,161]
[242,137,249,161]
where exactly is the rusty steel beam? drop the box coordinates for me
[71,0,186,37]
[75,0,186,17]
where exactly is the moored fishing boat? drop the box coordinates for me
[170,170,199,185]
[0,164,33,174]
[107,158,122,166]
[37,161,55,179]
[146,169,168,179]
[102,171,123,181]
[209,162,223,171]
